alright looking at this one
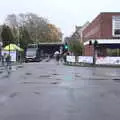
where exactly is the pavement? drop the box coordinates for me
[0,62,24,79]
[0,60,120,120]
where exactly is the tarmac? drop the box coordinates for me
[0,62,24,79]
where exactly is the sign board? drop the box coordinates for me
[67,55,120,65]
[66,56,75,62]
[96,57,120,65]
[78,56,93,63]
[2,51,16,62]
[112,16,120,37]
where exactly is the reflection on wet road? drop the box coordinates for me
[0,61,120,120]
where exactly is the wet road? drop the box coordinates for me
[0,60,120,120]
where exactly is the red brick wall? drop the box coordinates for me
[84,45,107,56]
[83,13,120,56]
[84,45,94,56]
[83,12,120,42]
[83,14,102,41]
[101,13,113,39]
[101,13,120,39]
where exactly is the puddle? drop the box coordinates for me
[0,71,3,74]
[76,77,109,80]
[113,78,120,80]
[34,92,40,95]
[100,93,105,97]
[56,78,61,80]
[22,82,42,84]
[52,73,58,75]
[112,78,120,82]
[0,68,4,71]
[51,81,59,84]
[18,65,23,68]
[75,75,81,78]
[1,74,11,79]
[9,92,19,98]
[88,78,109,80]
[25,73,32,75]
[39,75,50,78]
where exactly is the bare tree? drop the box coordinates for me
[5,13,62,44]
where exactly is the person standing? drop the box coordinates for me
[63,52,67,63]
[6,54,11,67]
[54,51,60,65]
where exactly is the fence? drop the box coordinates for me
[66,56,120,65]
[96,57,120,65]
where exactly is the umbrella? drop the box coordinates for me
[4,44,23,51]
[54,51,60,55]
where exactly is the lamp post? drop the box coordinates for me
[8,40,11,70]
[0,42,3,63]
[17,26,20,62]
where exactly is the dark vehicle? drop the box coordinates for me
[25,43,64,62]
[25,44,41,62]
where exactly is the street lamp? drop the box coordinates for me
[0,42,3,62]
[8,39,11,70]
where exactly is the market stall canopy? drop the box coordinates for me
[4,44,23,51]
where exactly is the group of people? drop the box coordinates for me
[54,51,69,64]
[1,53,11,66]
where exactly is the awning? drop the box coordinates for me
[4,44,23,51]
[84,39,120,46]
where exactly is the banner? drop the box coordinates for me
[66,56,75,62]
[96,57,120,65]
[2,51,16,62]
[78,56,93,63]
[67,55,120,65]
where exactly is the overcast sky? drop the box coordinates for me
[0,0,120,37]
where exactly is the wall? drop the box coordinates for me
[84,44,94,56]
[82,13,102,41]
[83,12,120,56]
[82,12,120,42]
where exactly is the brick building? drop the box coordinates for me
[83,12,120,56]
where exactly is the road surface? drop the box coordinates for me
[0,60,120,120]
